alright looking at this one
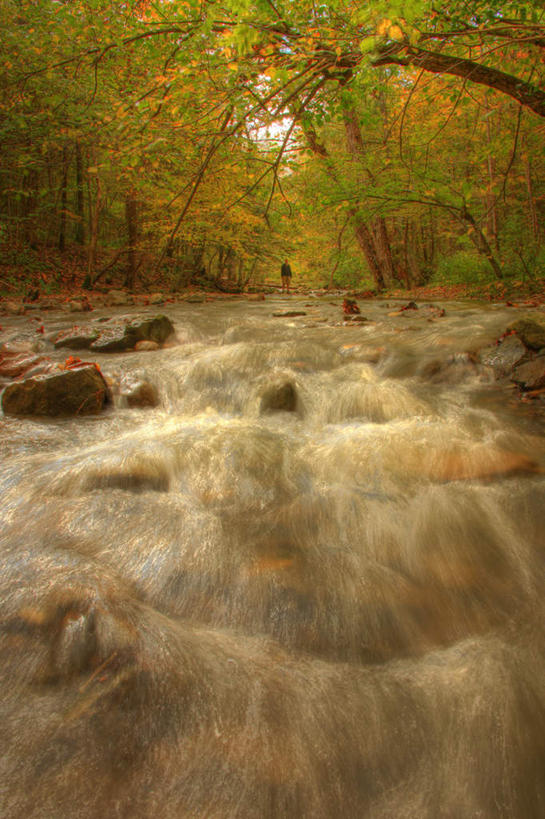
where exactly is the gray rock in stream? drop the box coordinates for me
[54,326,100,350]
[90,314,175,353]
[1,365,111,416]
[479,335,527,379]
[511,353,545,391]
[53,314,174,353]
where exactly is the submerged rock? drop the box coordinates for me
[260,380,298,413]
[120,377,160,408]
[2,364,110,417]
[272,311,307,318]
[134,340,160,352]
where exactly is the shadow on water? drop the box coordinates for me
[1,298,545,817]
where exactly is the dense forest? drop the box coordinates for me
[1,0,544,297]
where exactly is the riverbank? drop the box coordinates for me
[2,277,545,315]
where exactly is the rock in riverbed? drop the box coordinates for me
[2,364,111,417]
[54,314,175,353]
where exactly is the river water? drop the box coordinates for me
[1,296,545,818]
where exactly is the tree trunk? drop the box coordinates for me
[460,205,503,279]
[484,108,499,249]
[343,108,398,287]
[125,190,139,290]
[58,145,69,253]
[74,141,85,245]
[523,137,540,244]
[87,175,101,278]
[372,217,396,286]
[353,219,386,289]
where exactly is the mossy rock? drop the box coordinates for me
[2,365,110,417]
[509,319,545,351]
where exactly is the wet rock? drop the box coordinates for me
[511,353,545,391]
[509,318,545,351]
[2,364,110,417]
[2,300,26,315]
[90,314,175,353]
[0,352,50,379]
[420,353,479,384]
[480,335,527,379]
[54,326,100,350]
[89,325,130,353]
[260,380,298,413]
[272,311,307,318]
[149,293,166,305]
[134,340,160,352]
[247,293,265,301]
[120,377,160,408]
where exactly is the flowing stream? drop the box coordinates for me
[1,296,545,818]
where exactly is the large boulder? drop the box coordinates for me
[509,318,545,351]
[2,364,110,417]
[90,314,175,353]
[511,354,545,392]
[54,326,100,350]
[479,335,527,379]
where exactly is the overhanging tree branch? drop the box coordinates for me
[372,44,545,118]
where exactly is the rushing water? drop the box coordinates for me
[1,296,545,818]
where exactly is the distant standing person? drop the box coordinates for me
[281,259,292,294]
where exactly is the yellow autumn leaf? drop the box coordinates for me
[388,24,404,41]
[377,18,391,36]
[227,62,238,71]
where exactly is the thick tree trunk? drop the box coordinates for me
[372,217,396,286]
[343,108,398,287]
[352,219,386,290]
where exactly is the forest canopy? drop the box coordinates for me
[1,0,544,294]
